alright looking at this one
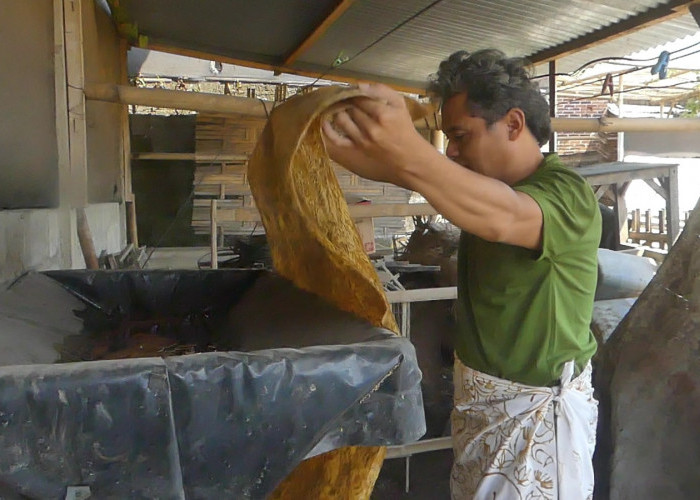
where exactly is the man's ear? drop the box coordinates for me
[505,108,526,141]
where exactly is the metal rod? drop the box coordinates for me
[405,456,411,493]
[385,436,453,459]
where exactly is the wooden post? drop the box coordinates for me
[63,0,88,208]
[400,302,411,340]
[659,209,666,249]
[611,183,622,250]
[617,74,625,162]
[665,166,680,246]
[645,210,651,233]
[120,39,135,205]
[53,0,75,269]
[76,208,99,270]
[632,209,640,233]
[126,199,139,247]
[549,60,557,153]
[210,199,218,269]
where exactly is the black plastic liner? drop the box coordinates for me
[0,270,425,499]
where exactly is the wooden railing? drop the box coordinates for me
[627,209,690,249]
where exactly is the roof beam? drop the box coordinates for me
[142,41,426,94]
[283,0,357,66]
[527,0,700,65]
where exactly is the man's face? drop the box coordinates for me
[441,93,511,181]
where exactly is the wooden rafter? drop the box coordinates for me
[284,0,357,66]
[527,0,700,65]
[144,42,426,94]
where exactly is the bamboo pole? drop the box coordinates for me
[85,83,271,117]
[76,208,99,270]
[126,200,139,248]
[86,84,700,133]
[552,117,700,132]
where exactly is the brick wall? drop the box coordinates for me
[556,99,618,162]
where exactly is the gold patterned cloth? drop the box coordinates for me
[451,358,597,500]
[247,86,427,499]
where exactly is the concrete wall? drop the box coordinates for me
[0,203,125,285]
[0,0,127,283]
[625,131,700,158]
[0,1,59,208]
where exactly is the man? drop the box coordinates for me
[322,49,600,499]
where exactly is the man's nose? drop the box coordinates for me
[446,141,459,160]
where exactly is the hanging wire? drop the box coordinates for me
[532,40,700,83]
[561,80,700,104]
[300,0,447,90]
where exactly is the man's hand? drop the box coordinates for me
[321,83,431,188]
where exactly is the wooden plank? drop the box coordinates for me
[580,165,675,186]
[284,0,357,65]
[119,39,133,203]
[210,200,218,269]
[665,166,680,245]
[386,287,457,304]
[53,0,75,268]
[143,42,427,95]
[194,174,247,185]
[628,231,667,243]
[133,152,248,162]
[192,202,437,222]
[594,185,608,200]
[64,0,88,207]
[643,179,667,199]
[126,199,139,247]
[526,1,697,64]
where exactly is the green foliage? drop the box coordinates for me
[680,91,700,118]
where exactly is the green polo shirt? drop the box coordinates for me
[454,154,600,387]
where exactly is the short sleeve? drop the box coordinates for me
[514,168,601,260]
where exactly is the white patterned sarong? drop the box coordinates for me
[450,358,597,500]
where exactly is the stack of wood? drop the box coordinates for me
[192,114,265,235]
[192,112,414,241]
[98,243,148,270]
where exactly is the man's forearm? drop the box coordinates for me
[397,146,542,249]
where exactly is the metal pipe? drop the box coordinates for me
[385,436,452,459]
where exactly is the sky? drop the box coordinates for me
[623,156,700,215]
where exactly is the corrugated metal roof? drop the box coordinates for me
[296,0,692,87]
[116,0,340,64]
[537,13,700,75]
[110,0,700,92]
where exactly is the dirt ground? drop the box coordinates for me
[372,450,453,499]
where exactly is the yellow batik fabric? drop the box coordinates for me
[247,86,426,499]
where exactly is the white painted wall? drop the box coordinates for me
[0,203,125,285]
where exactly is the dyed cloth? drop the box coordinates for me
[451,358,597,500]
[247,87,428,499]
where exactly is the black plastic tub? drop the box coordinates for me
[0,270,425,499]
